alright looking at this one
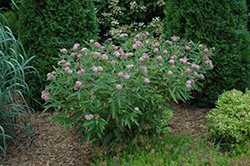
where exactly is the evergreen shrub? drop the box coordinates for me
[163,0,250,107]
[18,0,99,109]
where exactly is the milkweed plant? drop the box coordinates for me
[42,32,214,147]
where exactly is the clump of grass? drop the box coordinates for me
[0,5,40,163]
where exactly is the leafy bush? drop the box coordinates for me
[204,89,250,146]
[42,32,214,148]
[94,0,166,40]
[0,13,37,162]
[90,133,230,166]
[163,0,250,107]
[18,0,99,109]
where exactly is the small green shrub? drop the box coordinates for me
[18,0,99,109]
[90,133,229,166]
[204,89,250,146]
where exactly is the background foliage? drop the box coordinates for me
[18,0,99,109]
[163,0,250,107]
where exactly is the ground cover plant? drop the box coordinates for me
[42,32,214,150]
[0,12,38,162]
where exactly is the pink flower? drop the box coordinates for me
[135,34,140,38]
[52,71,56,75]
[81,47,87,52]
[65,62,71,67]
[171,55,177,59]
[81,69,85,73]
[187,80,192,84]
[156,56,162,60]
[77,71,82,75]
[96,115,100,119]
[60,48,67,53]
[154,86,158,89]
[90,39,94,43]
[204,48,209,52]
[185,46,191,51]
[186,83,191,88]
[144,78,150,83]
[199,44,203,47]
[154,48,159,52]
[185,68,192,73]
[118,71,124,77]
[98,67,103,71]
[124,74,130,79]
[153,43,160,47]
[101,54,108,60]
[127,64,134,69]
[212,47,215,51]
[168,71,173,75]
[68,70,73,74]
[163,50,168,54]
[75,81,82,88]
[172,65,175,68]
[139,57,144,61]
[65,67,70,71]
[199,74,204,79]
[55,113,58,116]
[134,107,139,111]
[71,52,76,57]
[77,54,82,58]
[91,91,95,95]
[169,60,175,64]
[116,84,122,90]
[140,66,148,74]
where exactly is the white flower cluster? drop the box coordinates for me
[130,1,147,14]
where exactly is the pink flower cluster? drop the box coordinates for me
[179,58,188,64]
[120,33,128,37]
[85,114,94,120]
[58,60,66,65]
[60,48,67,53]
[92,66,103,72]
[186,80,194,88]
[91,52,101,59]
[191,64,200,70]
[41,88,50,101]
[132,41,143,49]
[127,64,134,69]
[107,60,116,65]
[141,77,150,83]
[156,56,162,60]
[118,72,130,79]
[140,66,148,74]
[185,46,191,51]
[77,69,86,75]
[47,72,56,80]
[139,53,149,61]
[153,43,160,47]
[171,36,180,42]
[93,42,105,50]
[116,84,122,90]
[74,81,84,91]
[72,43,80,50]
[205,60,214,69]
[101,54,109,60]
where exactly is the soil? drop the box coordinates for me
[0,100,212,166]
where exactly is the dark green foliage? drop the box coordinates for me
[94,0,165,41]
[18,0,99,109]
[163,0,250,107]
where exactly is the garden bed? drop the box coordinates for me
[0,100,212,166]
